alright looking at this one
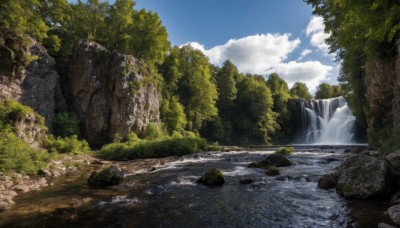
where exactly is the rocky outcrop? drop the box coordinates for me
[69,39,160,146]
[388,204,400,226]
[336,155,395,198]
[88,165,124,187]
[198,168,225,187]
[0,33,65,129]
[248,154,292,168]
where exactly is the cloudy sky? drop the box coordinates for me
[133,0,338,93]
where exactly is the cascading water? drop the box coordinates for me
[299,96,356,144]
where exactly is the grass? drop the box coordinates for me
[275,146,294,155]
[98,136,208,160]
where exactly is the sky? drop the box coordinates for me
[69,0,339,92]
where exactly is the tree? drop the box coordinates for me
[104,0,135,51]
[215,60,238,119]
[233,76,278,144]
[161,96,187,134]
[129,9,170,65]
[332,85,343,97]
[160,45,218,133]
[290,82,312,99]
[266,73,291,113]
[315,83,333,99]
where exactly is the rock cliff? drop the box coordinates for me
[364,40,400,146]
[0,33,65,129]
[68,39,160,146]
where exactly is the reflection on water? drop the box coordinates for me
[0,146,391,227]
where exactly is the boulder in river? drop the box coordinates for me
[265,166,280,176]
[388,204,400,226]
[198,168,225,187]
[248,154,291,168]
[317,173,337,189]
[336,155,395,198]
[88,165,124,187]
[386,150,400,177]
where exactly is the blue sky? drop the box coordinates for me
[69,0,338,92]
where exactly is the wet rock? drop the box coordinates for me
[336,155,395,198]
[386,150,400,177]
[0,199,15,211]
[248,154,291,168]
[318,173,337,189]
[198,168,225,187]
[378,223,397,228]
[88,165,124,187]
[90,160,103,165]
[388,204,400,225]
[239,178,254,184]
[266,166,280,176]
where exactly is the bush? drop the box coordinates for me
[275,147,294,155]
[44,135,90,155]
[99,137,208,160]
[53,112,80,137]
[0,130,52,174]
[143,123,164,140]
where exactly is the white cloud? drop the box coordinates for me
[269,61,334,93]
[306,16,331,55]
[182,33,300,74]
[298,49,312,60]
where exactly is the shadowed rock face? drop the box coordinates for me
[0,34,65,129]
[69,39,160,147]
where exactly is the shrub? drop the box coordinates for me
[44,135,90,155]
[99,137,208,160]
[0,130,52,174]
[53,112,80,137]
[275,147,294,155]
[143,123,164,140]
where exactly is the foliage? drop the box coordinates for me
[290,82,312,99]
[99,136,208,160]
[275,147,294,156]
[161,96,187,134]
[0,130,52,175]
[143,123,164,140]
[44,135,90,155]
[53,112,80,137]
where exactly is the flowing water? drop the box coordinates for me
[0,146,390,227]
[298,97,356,145]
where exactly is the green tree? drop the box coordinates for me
[104,0,135,51]
[315,83,334,99]
[215,60,238,119]
[161,96,187,134]
[233,76,278,144]
[290,82,312,99]
[129,9,170,65]
[266,73,291,113]
[332,85,343,97]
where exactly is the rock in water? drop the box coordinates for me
[317,173,337,189]
[199,168,225,187]
[88,165,124,187]
[248,154,291,168]
[336,155,395,198]
[69,39,160,146]
[266,166,280,176]
[388,204,400,226]
[386,150,400,177]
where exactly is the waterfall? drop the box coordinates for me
[299,96,356,144]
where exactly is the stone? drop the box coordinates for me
[88,165,124,187]
[198,168,225,187]
[2,190,17,197]
[388,204,400,226]
[266,166,280,176]
[248,154,291,168]
[317,173,337,189]
[38,169,52,176]
[239,178,255,184]
[68,39,160,146]
[386,150,400,177]
[12,184,30,193]
[336,155,395,198]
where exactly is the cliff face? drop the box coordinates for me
[0,34,65,129]
[364,41,400,146]
[68,39,160,146]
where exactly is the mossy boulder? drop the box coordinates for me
[266,166,280,176]
[275,147,294,155]
[199,168,225,187]
[248,154,291,168]
[336,155,395,198]
[88,165,124,187]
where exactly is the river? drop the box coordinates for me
[0,146,391,227]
